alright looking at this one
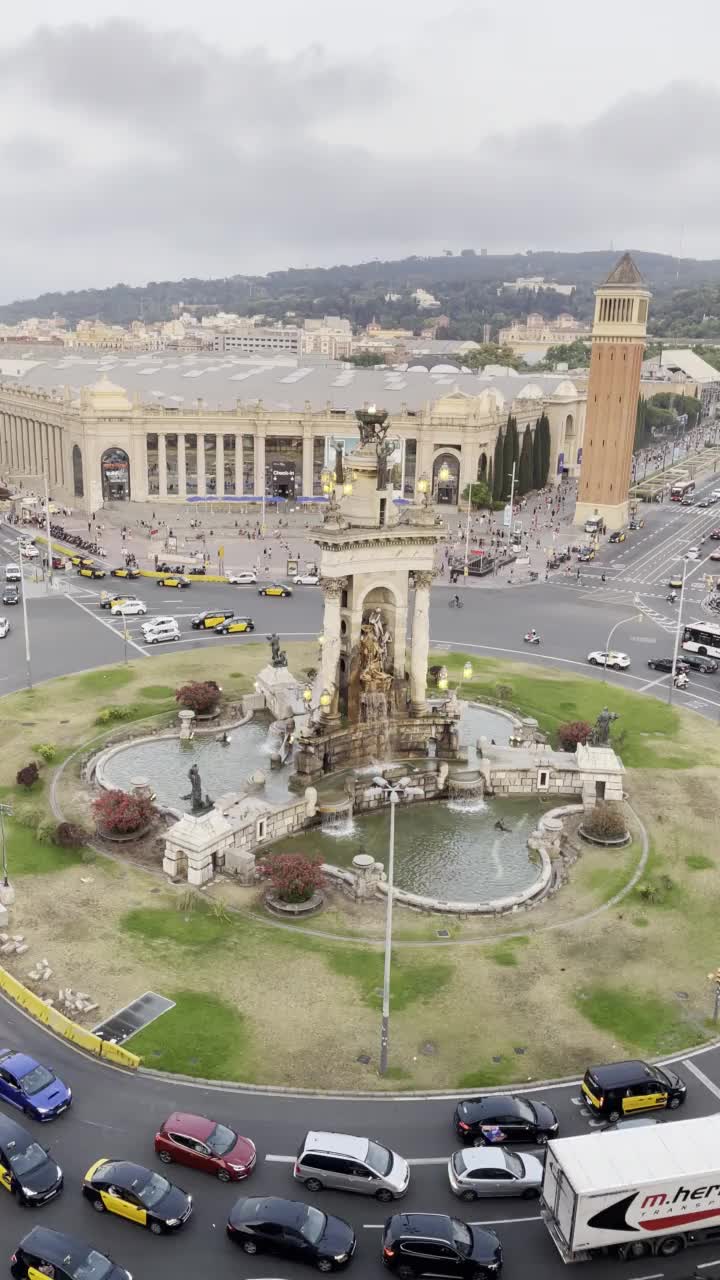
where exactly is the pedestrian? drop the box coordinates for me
[576,568,580,581]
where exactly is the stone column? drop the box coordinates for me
[320,576,346,720]
[302,426,313,497]
[177,433,187,497]
[254,426,266,496]
[234,433,243,495]
[196,432,206,496]
[215,433,225,498]
[158,433,167,498]
[410,570,434,714]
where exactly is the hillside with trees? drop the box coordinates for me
[3,249,720,339]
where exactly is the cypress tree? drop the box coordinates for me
[537,413,551,486]
[502,418,514,500]
[532,417,542,489]
[487,457,493,499]
[518,425,533,496]
[492,429,504,501]
[510,416,520,474]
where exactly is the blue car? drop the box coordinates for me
[0,1050,72,1121]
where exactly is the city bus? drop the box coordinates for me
[670,478,696,501]
[682,621,720,658]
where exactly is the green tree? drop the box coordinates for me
[345,349,384,367]
[634,395,649,449]
[502,416,515,500]
[486,457,493,498]
[492,430,504,501]
[532,418,543,488]
[540,339,591,370]
[536,413,551,487]
[518,425,533,495]
[461,480,493,509]
[461,343,526,372]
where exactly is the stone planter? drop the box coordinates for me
[264,889,324,917]
[578,825,631,847]
[96,823,153,844]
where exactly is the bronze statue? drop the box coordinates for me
[376,439,395,491]
[358,622,393,693]
[182,763,212,813]
[267,633,288,668]
[333,440,344,486]
[592,706,618,746]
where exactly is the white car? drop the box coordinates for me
[19,544,38,559]
[686,546,702,560]
[293,573,320,586]
[587,650,631,670]
[226,570,257,585]
[0,617,9,639]
[111,599,148,616]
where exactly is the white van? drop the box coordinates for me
[4,564,21,583]
[141,616,180,644]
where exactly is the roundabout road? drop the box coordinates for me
[3,535,720,1278]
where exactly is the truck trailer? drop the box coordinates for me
[541,1113,720,1262]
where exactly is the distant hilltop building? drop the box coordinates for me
[411,288,441,310]
[500,276,575,297]
[499,313,591,362]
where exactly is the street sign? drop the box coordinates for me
[503,504,512,528]
[287,559,298,575]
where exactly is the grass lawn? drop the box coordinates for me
[2,644,720,1089]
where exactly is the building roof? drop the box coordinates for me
[0,347,584,415]
[643,348,720,384]
[602,252,645,288]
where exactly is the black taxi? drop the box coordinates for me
[191,609,234,630]
[82,1157,192,1233]
[581,1059,687,1122]
[0,1113,63,1205]
[11,1227,131,1280]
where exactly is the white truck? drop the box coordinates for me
[583,516,606,537]
[541,1114,720,1262]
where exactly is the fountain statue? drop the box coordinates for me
[182,763,213,814]
[267,633,288,669]
[333,439,344,486]
[354,406,396,492]
[592,706,618,746]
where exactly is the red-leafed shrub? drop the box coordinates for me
[93,789,155,835]
[258,852,325,904]
[54,821,88,848]
[557,720,593,751]
[175,681,221,715]
[16,763,40,789]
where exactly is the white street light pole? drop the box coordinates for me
[373,774,412,1076]
[668,558,689,705]
[603,607,642,676]
[0,802,11,887]
[508,461,517,527]
[17,536,33,689]
[463,483,472,578]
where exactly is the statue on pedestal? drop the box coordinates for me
[267,633,288,668]
[182,763,213,814]
[592,706,618,746]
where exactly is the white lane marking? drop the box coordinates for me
[362,1216,544,1228]
[695,1259,720,1269]
[638,674,670,693]
[623,1273,664,1279]
[65,593,148,658]
[683,1058,720,1101]
[265,1154,295,1163]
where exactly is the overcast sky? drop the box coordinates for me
[1,0,720,302]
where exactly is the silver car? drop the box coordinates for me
[448,1146,543,1200]
[294,1130,410,1201]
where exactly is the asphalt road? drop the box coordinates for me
[2,485,720,1279]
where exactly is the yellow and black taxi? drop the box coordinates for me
[68,554,94,568]
[258,582,293,598]
[0,1113,63,1205]
[11,1227,131,1280]
[191,608,235,630]
[110,565,141,579]
[581,1059,687,1123]
[608,530,626,543]
[156,574,191,589]
[76,564,107,579]
[82,1158,192,1234]
[99,592,134,610]
[668,574,683,590]
[214,617,255,635]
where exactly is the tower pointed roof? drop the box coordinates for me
[603,252,645,287]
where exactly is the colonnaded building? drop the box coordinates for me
[0,350,586,512]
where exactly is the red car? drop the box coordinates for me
[711,530,720,541]
[154,1112,256,1182]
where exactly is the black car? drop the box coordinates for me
[11,1227,131,1280]
[2,587,19,606]
[0,1113,63,1205]
[454,1094,558,1145]
[382,1212,502,1279]
[647,657,688,673]
[682,653,719,674]
[82,1158,192,1233]
[227,1195,356,1272]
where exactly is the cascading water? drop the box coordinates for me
[446,795,488,814]
[362,691,390,761]
[321,810,356,838]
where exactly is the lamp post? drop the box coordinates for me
[438,461,450,504]
[463,481,472,578]
[708,968,720,1023]
[301,683,332,732]
[17,536,33,690]
[603,608,643,677]
[437,661,473,694]
[416,474,431,507]
[0,802,11,888]
[668,558,689,705]
[372,774,414,1075]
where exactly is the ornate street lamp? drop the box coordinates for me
[417,474,431,507]
[342,478,353,497]
[437,666,449,691]
[438,463,450,483]
[462,661,473,682]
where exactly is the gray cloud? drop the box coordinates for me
[0,20,719,300]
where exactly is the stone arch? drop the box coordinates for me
[100,446,131,500]
[432,449,460,504]
[564,412,575,438]
[477,451,488,480]
[72,444,84,498]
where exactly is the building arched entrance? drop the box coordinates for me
[72,445,84,498]
[477,451,488,480]
[432,451,460,504]
[101,447,131,500]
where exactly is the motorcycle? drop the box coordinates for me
[673,673,688,690]
[666,592,677,604]
[523,632,541,645]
